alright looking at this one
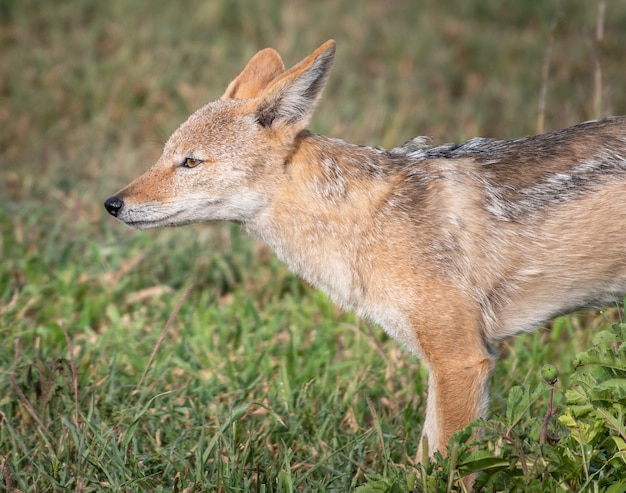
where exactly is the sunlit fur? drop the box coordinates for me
[105,41,626,479]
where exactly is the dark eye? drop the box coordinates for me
[181,157,202,168]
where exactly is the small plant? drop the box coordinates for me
[556,318,626,491]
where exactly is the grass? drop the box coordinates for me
[1,0,626,491]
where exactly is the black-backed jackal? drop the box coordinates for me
[105,40,626,469]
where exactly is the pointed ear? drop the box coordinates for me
[255,40,336,132]
[222,48,285,100]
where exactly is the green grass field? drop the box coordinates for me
[2,1,626,491]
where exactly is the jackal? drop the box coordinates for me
[104,40,626,461]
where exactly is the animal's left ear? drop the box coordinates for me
[254,40,336,133]
[222,48,285,100]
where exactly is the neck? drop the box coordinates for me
[245,131,396,307]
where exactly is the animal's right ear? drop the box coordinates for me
[254,40,336,134]
[221,48,285,100]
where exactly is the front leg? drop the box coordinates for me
[410,303,495,459]
[418,351,495,458]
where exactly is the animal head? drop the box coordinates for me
[104,40,336,228]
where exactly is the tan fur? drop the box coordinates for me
[222,48,285,100]
[104,40,626,474]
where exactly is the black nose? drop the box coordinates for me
[104,196,124,217]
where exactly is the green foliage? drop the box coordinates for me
[557,321,626,490]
